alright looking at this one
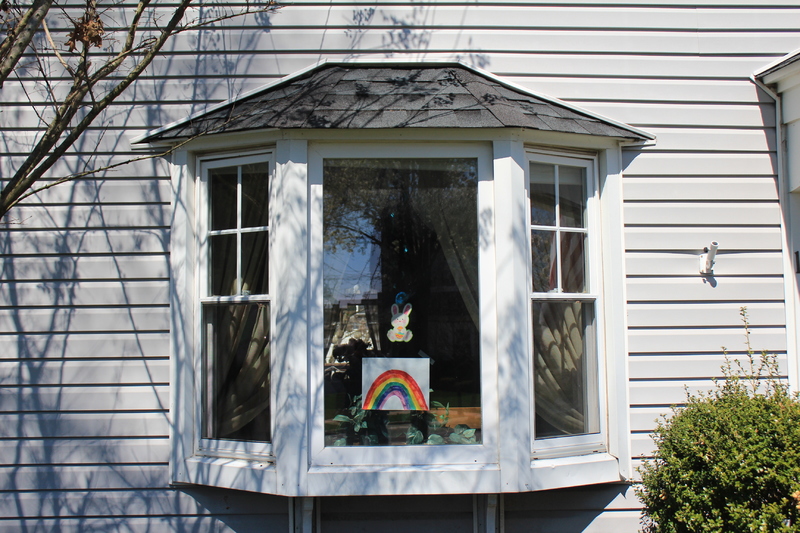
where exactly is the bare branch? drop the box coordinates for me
[41,18,72,75]
[9,130,209,212]
[0,0,281,219]
[0,0,53,87]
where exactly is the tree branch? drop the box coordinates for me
[8,137,195,211]
[0,0,53,87]
[0,0,280,218]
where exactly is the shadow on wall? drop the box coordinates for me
[0,5,282,530]
[341,3,490,69]
[0,2,651,529]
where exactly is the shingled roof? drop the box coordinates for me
[139,62,652,143]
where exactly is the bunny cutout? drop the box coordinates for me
[387,303,413,343]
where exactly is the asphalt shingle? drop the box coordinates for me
[141,64,648,142]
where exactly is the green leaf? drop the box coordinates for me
[333,415,352,423]
[333,438,347,447]
[448,433,466,444]
[427,434,445,445]
[406,429,423,445]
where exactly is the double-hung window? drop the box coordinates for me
[527,150,605,459]
[198,152,274,457]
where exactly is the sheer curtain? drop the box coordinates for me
[209,229,271,440]
[213,302,271,438]
[419,191,480,330]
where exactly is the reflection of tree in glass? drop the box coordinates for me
[322,158,482,446]
[323,159,477,254]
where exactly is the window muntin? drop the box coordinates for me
[528,153,602,454]
[199,155,273,448]
[322,158,481,447]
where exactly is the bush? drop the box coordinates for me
[637,309,800,533]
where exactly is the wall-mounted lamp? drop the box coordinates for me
[700,241,719,275]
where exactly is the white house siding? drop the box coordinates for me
[0,1,795,531]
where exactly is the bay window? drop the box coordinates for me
[165,136,631,496]
[153,57,649,498]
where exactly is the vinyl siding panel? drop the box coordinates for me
[0,412,169,438]
[626,251,783,276]
[626,302,786,327]
[0,333,169,358]
[0,360,169,385]
[627,328,788,354]
[0,308,170,332]
[2,256,170,281]
[1,1,794,531]
[625,226,784,251]
[0,386,170,412]
[0,517,286,533]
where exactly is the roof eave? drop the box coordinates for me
[755,47,800,85]
[134,58,654,145]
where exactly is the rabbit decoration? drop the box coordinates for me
[387,303,413,343]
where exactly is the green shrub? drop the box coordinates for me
[637,309,800,533]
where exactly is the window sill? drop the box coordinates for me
[180,455,277,494]
[528,453,621,491]
[175,453,623,496]
[306,463,502,496]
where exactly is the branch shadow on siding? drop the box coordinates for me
[0,8,286,530]
[341,2,489,69]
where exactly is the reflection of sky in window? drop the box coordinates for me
[324,241,382,303]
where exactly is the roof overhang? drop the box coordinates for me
[134,59,654,146]
[756,48,800,88]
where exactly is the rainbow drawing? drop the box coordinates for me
[362,358,429,411]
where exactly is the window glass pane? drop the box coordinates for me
[560,232,585,294]
[210,234,237,296]
[531,229,556,293]
[530,162,556,226]
[210,167,238,231]
[203,303,271,442]
[532,301,598,438]
[242,231,268,296]
[241,162,269,229]
[559,165,586,228]
[323,158,481,447]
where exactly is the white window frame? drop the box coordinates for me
[307,142,499,469]
[167,132,633,496]
[525,150,607,460]
[195,151,276,459]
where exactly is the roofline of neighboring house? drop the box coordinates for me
[132,57,655,145]
[755,47,800,84]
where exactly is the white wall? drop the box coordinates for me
[0,1,794,531]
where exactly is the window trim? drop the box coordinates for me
[195,151,276,459]
[525,149,608,459]
[167,131,634,496]
[307,141,499,468]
